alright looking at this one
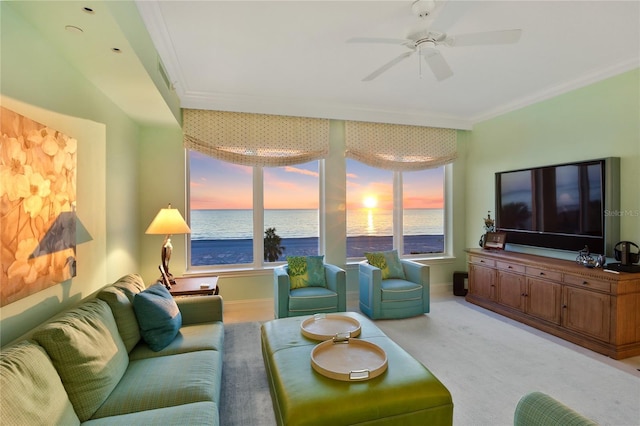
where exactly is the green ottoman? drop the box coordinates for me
[261,312,453,425]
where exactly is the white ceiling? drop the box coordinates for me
[9,1,640,130]
[8,0,178,126]
[137,0,640,129]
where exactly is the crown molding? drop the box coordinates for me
[471,59,639,125]
[180,90,473,130]
[135,1,186,95]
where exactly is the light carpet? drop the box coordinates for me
[220,296,640,426]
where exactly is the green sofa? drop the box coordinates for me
[0,274,224,425]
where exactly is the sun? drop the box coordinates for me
[363,195,378,209]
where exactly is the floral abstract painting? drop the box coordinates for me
[0,107,77,306]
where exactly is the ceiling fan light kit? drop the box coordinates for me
[411,0,436,18]
[349,0,522,82]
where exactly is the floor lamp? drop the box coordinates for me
[145,204,191,286]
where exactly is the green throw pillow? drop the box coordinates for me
[365,250,405,280]
[96,274,147,353]
[133,283,182,351]
[0,341,81,425]
[31,299,129,422]
[365,251,388,278]
[287,255,325,289]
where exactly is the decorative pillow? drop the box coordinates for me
[133,283,182,351]
[306,255,326,287]
[365,250,406,280]
[0,341,80,425]
[32,299,128,422]
[287,255,326,289]
[112,273,147,299]
[96,274,147,353]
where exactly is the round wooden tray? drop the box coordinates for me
[310,338,387,381]
[300,314,361,341]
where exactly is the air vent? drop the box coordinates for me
[157,58,173,91]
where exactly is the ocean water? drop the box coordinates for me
[190,209,444,265]
[190,209,444,240]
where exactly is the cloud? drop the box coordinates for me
[284,166,319,177]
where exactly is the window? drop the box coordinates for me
[189,152,253,266]
[189,151,319,267]
[402,168,445,255]
[185,112,454,268]
[346,159,445,258]
[346,160,393,256]
[264,162,319,262]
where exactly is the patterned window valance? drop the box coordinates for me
[345,121,457,171]
[183,109,330,167]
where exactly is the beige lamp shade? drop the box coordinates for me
[145,205,191,235]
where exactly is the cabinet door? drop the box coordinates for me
[525,278,562,324]
[563,286,610,342]
[497,271,525,311]
[469,264,496,300]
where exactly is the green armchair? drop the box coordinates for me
[273,263,346,318]
[359,259,430,319]
[514,392,598,426]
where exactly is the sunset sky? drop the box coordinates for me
[189,151,443,210]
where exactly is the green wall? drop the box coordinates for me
[465,69,640,259]
[0,2,178,345]
[138,125,188,284]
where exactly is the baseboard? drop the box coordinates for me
[431,282,453,296]
[224,282,454,316]
[224,298,272,315]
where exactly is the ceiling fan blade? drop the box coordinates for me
[422,49,453,81]
[362,51,414,82]
[347,37,411,46]
[446,29,522,47]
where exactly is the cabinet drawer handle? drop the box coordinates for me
[539,272,545,276]
[582,281,588,285]
[508,266,513,269]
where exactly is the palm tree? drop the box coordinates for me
[264,227,285,262]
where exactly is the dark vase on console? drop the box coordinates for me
[479,211,495,248]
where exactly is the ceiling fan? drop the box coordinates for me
[348,0,522,82]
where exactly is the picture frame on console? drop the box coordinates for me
[483,232,506,250]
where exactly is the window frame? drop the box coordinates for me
[345,162,448,261]
[186,157,324,271]
[186,151,452,272]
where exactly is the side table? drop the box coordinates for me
[169,276,219,297]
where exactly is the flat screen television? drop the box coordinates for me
[495,157,620,255]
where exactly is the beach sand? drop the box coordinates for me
[191,235,444,265]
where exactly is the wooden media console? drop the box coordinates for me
[466,248,640,359]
